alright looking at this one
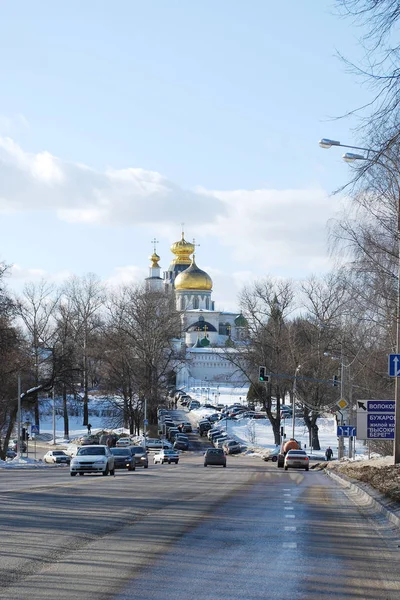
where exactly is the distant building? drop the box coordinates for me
[145,231,248,390]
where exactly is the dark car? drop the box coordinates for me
[129,446,149,468]
[223,440,241,455]
[110,448,136,470]
[174,439,189,451]
[198,420,212,436]
[9,439,27,452]
[204,448,226,467]
[6,449,17,459]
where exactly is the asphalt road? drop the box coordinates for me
[1,453,400,600]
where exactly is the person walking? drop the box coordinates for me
[325,446,333,461]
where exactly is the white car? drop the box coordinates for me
[115,438,131,447]
[70,445,115,476]
[153,449,179,464]
[43,450,71,464]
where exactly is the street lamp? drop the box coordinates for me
[320,137,400,464]
[292,365,301,439]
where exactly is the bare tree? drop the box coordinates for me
[14,280,60,427]
[61,274,105,426]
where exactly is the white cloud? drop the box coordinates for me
[0,137,344,289]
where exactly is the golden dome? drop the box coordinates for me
[170,232,194,266]
[149,252,160,268]
[174,257,213,291]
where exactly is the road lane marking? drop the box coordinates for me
[285,514,295,518]
[282,542,297,549]
[284,526,296,531]
[284,506,294,510]
[284,500,292,503]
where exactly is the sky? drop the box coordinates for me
[0,1,373,312]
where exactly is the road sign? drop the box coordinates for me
[337,425,356,437]
[367,413,395,439]
[31,424,39,434]
[144,419,148,426]
[337,398,348,410]
[356,399,395,440]
[388,354,400,377]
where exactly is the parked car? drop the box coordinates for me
[9,439,27,452]
[223,440,241,455]
[204,448,226,467]
[70,445,115,476]
[284,449,309,471]
[153,449,179,464]
[145,438,171,450]
[179,422,193,433]
[110,447,135,470]
[173,439,189,451]
[43,450,71,464]
[128,446,149,468]
[208,427,225,441]
[188,400,201,411]
[167,427,180,441]
[214,435,230,448]
[5,449,17,459]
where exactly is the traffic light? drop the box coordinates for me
[332,375,338,387]
[259,366,270,382]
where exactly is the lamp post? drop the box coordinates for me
[17,374,22,459]
[292,365,301,439]
[320,137,400,464]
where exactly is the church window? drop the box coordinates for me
[206,297,210,309]
[180,297,185,310]
[193,296,199,309]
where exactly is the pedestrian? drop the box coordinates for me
[325,446,333,461]
[87,423,92,435]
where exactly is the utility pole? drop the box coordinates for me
[17,374,22,459]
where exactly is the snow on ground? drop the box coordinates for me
[2,384,375,468]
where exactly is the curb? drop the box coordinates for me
[325,467,400,529]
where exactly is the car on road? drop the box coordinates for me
[115,437,132,447]
[284,449,309,471]
[145,438,172,450]
[262,447,280,462]
[223,440,241,455]
[70,445,115,476]
[43,450,71,464]
[188,400,201,411]
[153,449,180,464]
[198,420,212,436]
[204,448,226,467]
[173,439,189,451]
[128,446,149,468]
[110,447,136,470]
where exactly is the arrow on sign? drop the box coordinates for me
[394,356,400,376]
[358,401,367,411]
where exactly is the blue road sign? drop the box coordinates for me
[388,354,400,377]
[367,400,395,413]
[367,413,395,439]
[144,419,148,426]
[337,426,356,437]
[31,424,39,434]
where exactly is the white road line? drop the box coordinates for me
[284,500,292,504]
[282,542,297,549]
[284,526,296,531]
[284,506,294,510]
[285,514,295,518]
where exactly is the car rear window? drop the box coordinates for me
[207,449,223,455]
[287,451,306,456]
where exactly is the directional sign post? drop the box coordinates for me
[388,354,400,377]
[357,400,395,440]
[337,425,356,437]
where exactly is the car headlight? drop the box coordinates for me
[140,456,146,460]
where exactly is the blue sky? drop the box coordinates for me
[0,1,371,310]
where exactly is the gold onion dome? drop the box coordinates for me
[174,257,213,291]
[149,252,160,268]
[170,232,195,266]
